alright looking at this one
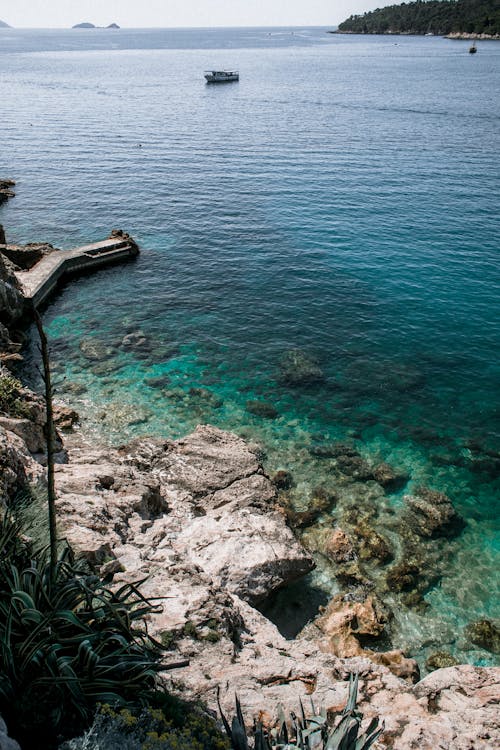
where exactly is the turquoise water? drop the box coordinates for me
[1,27,499,668]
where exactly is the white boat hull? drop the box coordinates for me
[204,71,239,83]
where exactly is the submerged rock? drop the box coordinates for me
[334,561,371,588]
[354,519,393,564]
[90,360,123,376]
[272,469,294,490]
[373,461,408,491]
[188,387,223,408]
[79,337,115,361]
[310,485,337,513]
[404,487,465,538]
[465,619,500,654]
[277,349,324,386]
[144,374,171,388]
[335,452,374,481]
[309,441,358,458]
[281,484,336,531]
[324,528,355,564]
[64,381,88,396]
[121,330,149,351]
[426,651,459,672]
[245,399,278,419]
[386,562,422,592]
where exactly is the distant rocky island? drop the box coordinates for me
[72,22,120,29]
[336,0,500,38]
[0,19,11,28]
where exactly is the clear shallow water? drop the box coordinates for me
[1,27,499,668]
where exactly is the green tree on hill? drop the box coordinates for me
[337,0,500,36]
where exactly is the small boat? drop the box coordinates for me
[204,70,239,83]
[469,42,477,54]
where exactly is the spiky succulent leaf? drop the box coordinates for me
[0,542,171,748]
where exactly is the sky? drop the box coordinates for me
[1,1,393,29]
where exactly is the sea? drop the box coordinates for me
[1,26,499,670]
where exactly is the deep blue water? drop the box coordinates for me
[1,27,499,667]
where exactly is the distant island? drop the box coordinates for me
[336,0,500,38]
[0,19,11,28]
[72,22,120,29]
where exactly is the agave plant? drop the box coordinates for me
[0,530,178,749]
[219,673,383,750]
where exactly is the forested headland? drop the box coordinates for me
[336,0,500,37]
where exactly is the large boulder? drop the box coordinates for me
[148,425,262,495]
[312,592,420,683]
[0,424,44,505]
[173,473,314,605]
[57,426,314,607]
[0,416,46,453]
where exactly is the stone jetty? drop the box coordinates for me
[10,230,139,308]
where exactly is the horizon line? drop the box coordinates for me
[0,24,338,31]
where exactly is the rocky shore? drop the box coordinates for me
[1,206,499,748]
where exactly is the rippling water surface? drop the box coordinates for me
[1,27,499,669]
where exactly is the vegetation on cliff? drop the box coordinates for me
[337,0,500,36]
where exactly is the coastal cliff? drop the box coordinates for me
[0,204,499,747]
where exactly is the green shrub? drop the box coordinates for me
[0,530,169,749]
[60,703,230,750]
[0,374,31,419]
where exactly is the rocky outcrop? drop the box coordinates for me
[0,180,15,205]
[0,242,55,271]
[0,254,25,327]
[0,422,44,507]
[307,592,420,683]
[43,426,499,748]
[55,426,314,605]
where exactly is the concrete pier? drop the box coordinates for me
[13,232,139,308]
